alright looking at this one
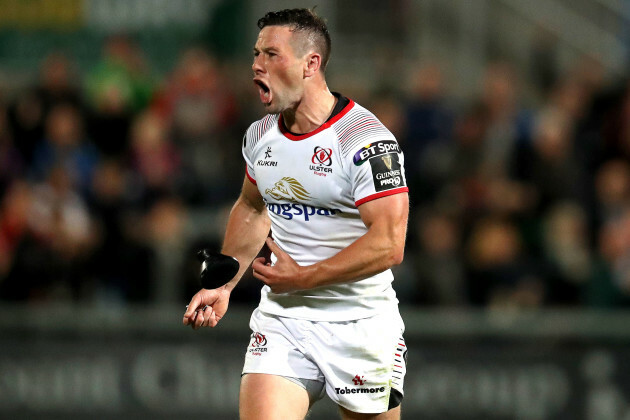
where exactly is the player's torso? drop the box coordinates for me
[249,120,368,266]
[243,103,403,320]
[252,127,357,221]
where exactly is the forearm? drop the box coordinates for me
[252,194,409,294]
[300,222,405,289]
[221,197,270,292]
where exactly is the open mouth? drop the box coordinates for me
[254,79,271,104]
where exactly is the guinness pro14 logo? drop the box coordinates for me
[370,152,405,192]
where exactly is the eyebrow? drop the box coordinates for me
[253,46,279,54]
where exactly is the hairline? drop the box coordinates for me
[261,23,327,71]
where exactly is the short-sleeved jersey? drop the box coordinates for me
[242,96,408,321]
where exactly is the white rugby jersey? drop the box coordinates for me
[242,95,408,321]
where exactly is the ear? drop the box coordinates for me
[303,52,322,78]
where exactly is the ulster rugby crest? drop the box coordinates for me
[310,146,333,177]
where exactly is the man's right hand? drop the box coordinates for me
[182,286,231,330]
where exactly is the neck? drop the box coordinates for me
[282,83,336,134]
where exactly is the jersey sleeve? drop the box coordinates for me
[242,132,257,185]
[241,114,280,185]
[347,139,408,207]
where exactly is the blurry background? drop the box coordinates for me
[2,0,630,418]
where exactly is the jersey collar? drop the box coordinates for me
[279,97,355,141]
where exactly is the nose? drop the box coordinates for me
[252,55,264,74]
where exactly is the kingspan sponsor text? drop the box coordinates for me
[266,202,340,221]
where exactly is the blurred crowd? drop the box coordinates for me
[1,34,630,310]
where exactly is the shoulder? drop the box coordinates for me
[243,113,280,149]
[332,101,396,158]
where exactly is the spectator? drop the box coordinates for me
[7,89,45,166]
[35,52,85,118]
[0,181,33,295]
[30,103,100,196]
[588,208,630,307]
[152,47,240,205]
[0,102,23,195]
[84,34,155,158]
[466,216,547,308]
[412,208,466,305]
[402,62,455,201]
[0,167,95,302]
[88,159,152,304]
[541,202,592,304]
[593,159,630,230]
[128,110,181,204]
[519,107,587,213]
[143,196,188,303]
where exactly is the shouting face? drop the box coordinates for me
[252,25,306,113]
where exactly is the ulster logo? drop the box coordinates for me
[265,177,313,202]
[248,332,268,356]
[251,332,267,347]
[310,146,333,177]
[312,146,332,166]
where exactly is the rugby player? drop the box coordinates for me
[183,8,409,420]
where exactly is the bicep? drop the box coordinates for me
[358,192,409,234]
[239,176,266,214]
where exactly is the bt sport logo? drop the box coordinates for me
[353,140,401,166]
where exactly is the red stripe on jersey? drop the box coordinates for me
[338,119,382,144]
[245,167,257,185]
[355,187,408,207]
[279,100,355,140]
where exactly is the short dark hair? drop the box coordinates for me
[257,8,332,72]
